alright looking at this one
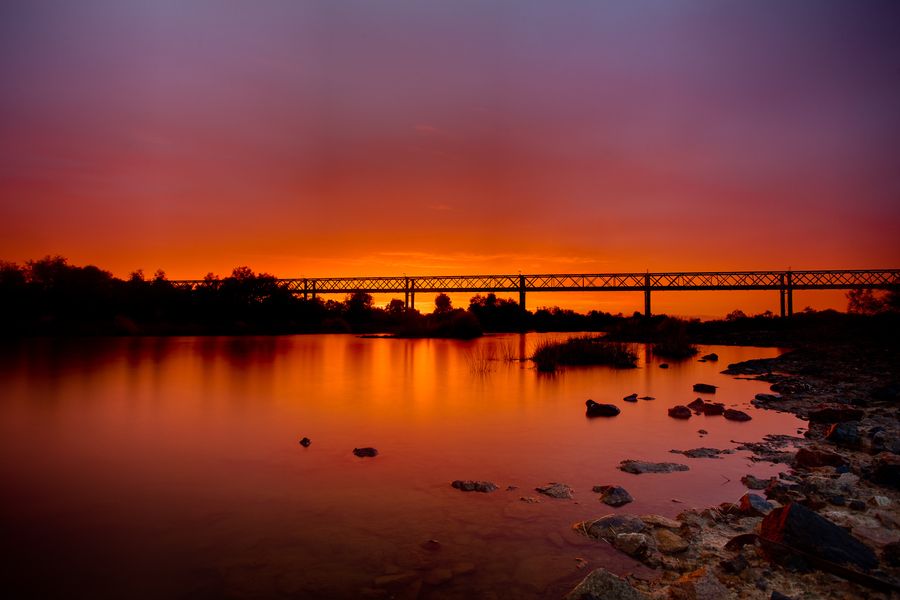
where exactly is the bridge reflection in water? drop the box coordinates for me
[169,269,900,317]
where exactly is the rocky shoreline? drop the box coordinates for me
[565,342,900,599]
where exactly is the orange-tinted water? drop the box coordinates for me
[0,335,802,599]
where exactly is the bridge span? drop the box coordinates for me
[170,269,899,317]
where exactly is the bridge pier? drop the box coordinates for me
[410,279,415,311]
[644,273,651,317]
[787,271,793,317]
[518,275,526,312]
[303,278,308,300]
[311,280,316,300]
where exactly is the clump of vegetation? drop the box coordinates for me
[531,336,638,372]
[651,317,698,359]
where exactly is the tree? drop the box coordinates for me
[847,288,888,315]
[386,298,406,316]
[434,293,452,314]
[725,309,747,321]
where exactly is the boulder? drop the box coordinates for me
[593,485,633,507]
[794,447,847,469]
[737,493,774,517]
[741,474,772,490]
[659,363,669,369]
[575,514,647,542]
[723,409,752,422]
[586,400,620,418]
[825,422,861,448]
[564,568,648,600]
[693,383,717,394]
[687,398,706,412]
[759,502,878,571]
[353,447,378,457]
[451,480,497,493]
[668,567,729,600]
[640,514,681,529]
[623,393,638,403]
[654,528,689,554]
[808,406,864,424]
[619,460,689,474]
[668,405,693,419]
[701,403,725,416]
[701,353,719,362]
[536,482,574,499]
[299,437,311,447]
[671,447,731,459]
[612,532,654,559]
[755,393,782,403]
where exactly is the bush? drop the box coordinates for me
[531,336,638,372]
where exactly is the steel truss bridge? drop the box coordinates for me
[170,269,899,317]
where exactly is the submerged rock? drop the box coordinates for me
[668,405,693,419]
[659,363,669,369]
[687,398,706,412]
[639,396,655,400]
[623,393,638,402]
[536,482,574,499]
[759,502,878,571]
[585,400,621,417]
[353,447,378,457]
[701,403,725,416]
[451,480,497,493]
[723,409,752,422]
[619,460,689,474]
[575,514,647,542]
[701,353,719,362]
[299,437,311,447]
[564,568,648,600]
[671,447,733,459]
[592,485,634,507]
[741,474,772,490]
[693,383,717,394]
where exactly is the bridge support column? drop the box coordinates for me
[404,278,409,309]
[303,278,308,300]
[779,273,786,317]
[787,271,793,317]
[518,275,526,312]
[410,279,415,311]
[644,273,651,317]
[311,280,316,300]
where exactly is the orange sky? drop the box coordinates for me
[1,2,898,317]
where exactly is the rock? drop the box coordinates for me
[869,495,891,508]
[353,447,378,457]
[536,482,574,499]
[668,405,693,419]
[299,437,311,447]
[623,393,638,402]
[672,447,732,459]
[575,514,647,542]
[793,447,847,469]
[719,554,748,574]
[693,383,717,394]
[871,453,900,488]
[741,474,772,490]
[593,485,634,507]
[698,429,708,435]
[640,514,681,529]
[770,593,793,600]
[849,499,867,511]
[701,353,719,362]
[564,568,648,600]
[659,363,669,369]
[451,480,497,493]
[737,493,774,516]
[619,460,689,474]
[519,496,541,503]
[759,502,878,571]
[668,567,729,600]
[829,495,846,506]
[825,422,861,447]
[755,393,782,403]
[687,398,706,412]
[612,532,654,559]
[585,400,620,417]
[701,403,725,416]
[807,406,864,424]
[654,528,689,554]
[639,396,655,400]
[723,409,752,422]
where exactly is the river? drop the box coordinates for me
[0,334,803,599]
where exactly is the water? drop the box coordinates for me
[0,334,803,599]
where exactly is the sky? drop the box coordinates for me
[1,1,898,316]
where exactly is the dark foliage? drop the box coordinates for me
[531,336,638,372]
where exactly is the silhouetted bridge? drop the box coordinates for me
[170,269,899,317]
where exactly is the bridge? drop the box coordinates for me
[170,269,900,317]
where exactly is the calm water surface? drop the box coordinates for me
[0,334,803,599]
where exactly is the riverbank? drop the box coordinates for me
[565,337,900,599]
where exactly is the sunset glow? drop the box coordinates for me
[2,1,898,316]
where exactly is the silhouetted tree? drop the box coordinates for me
[434,293,452,314]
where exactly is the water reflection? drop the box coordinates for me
[0,334,802,599]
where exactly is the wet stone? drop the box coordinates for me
[619,460,689,474]
[723,409,752,421]
[741,474,772,490]
[564,568,649,600]
[575,514,647,542]
[737,493,774,517]
[585,400,621,418]
[592,485,633,507]
[654,528,689,554]
[299,437,311,447]
[451,480,497,493]
[668,405,693,419]
[353,447,379,457]
[693,383,717,394]
[623,393,638,402]
[536,482,574,499]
